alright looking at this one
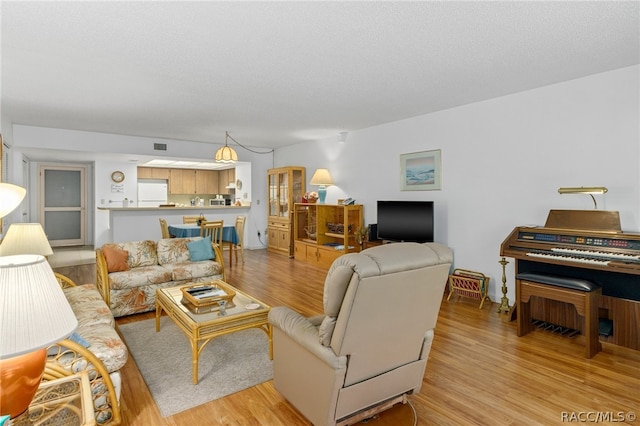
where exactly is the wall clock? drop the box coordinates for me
[111,171,125,183]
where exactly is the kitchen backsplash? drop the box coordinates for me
[168,194,231,206]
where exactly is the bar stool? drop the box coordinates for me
[516,272,602,358]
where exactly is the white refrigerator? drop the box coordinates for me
[137,181,168,207]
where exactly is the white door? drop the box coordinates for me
[39,165,86,246]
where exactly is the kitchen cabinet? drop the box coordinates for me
[218,168,236,194]
[267,167,305,256]
[140,167,230,195]
[137,167,170,179]
[195,170,218,194]
[169,169,196,194]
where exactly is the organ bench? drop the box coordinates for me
[516,272,602,358]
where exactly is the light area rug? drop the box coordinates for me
[118,317,272,417]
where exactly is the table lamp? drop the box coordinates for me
[0,255,78,418]
[0,223,53,257]
[309,169,334,204]
[0,183,26,219]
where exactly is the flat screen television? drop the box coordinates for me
[376,200,434,243]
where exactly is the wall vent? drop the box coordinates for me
[154,143,167,151]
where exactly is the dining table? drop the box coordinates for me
[167,224,239,267]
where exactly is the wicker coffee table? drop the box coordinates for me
[155,280,272,384]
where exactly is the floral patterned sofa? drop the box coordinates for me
[51,273,127,425]
[96,237,225,317]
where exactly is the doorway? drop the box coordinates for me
[39,165,86,247]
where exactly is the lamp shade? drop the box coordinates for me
[0,255,77,358]
[215,145,238,163]
[310,169,334,204]
[0,183,26,219]
[309,169,334,186]
[0,223,53,256]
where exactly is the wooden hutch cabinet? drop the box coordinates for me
[293,203,363,269]
[267,167,305,256]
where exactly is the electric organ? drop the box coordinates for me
[500,210,640,351]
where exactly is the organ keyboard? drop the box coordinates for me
[500,210,640,275]
[500,209,640,351]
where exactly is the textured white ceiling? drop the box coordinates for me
[2,1,638,150]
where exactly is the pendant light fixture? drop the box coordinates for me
[214,131,274,164]
[214,131,239,164]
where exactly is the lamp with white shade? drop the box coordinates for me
[0,255,78,418]
[0,183,26,219]
[0,223,53,257]
[309,169,334,204]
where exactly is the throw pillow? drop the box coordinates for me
[318,316,337,347]
[102,245,129,272]
[69,332,91,348]
[187,236,215,262]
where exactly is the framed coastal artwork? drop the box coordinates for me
[400,149,441,191]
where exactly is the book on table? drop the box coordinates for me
[180,281,236,308]
[186,286,226,299]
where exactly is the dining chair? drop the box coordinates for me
[159,218,171,239]
[200,220,224,248]
[233,216,246,264]
[183,215,205,224]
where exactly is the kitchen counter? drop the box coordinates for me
[98,204,251,243]
[98,205,249,211]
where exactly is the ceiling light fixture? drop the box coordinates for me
[214,131,274,164]
[558,186,608,209]
[214,132,239,164]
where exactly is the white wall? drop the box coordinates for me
[275,65,640,303]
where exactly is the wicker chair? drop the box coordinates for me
[49,273,121,425]
[55,272,77,289]
[46,339,121,425]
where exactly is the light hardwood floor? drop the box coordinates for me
[110,249,640,426]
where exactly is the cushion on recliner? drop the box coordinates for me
[319,263,359,346]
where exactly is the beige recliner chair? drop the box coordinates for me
[268,242,453,426]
